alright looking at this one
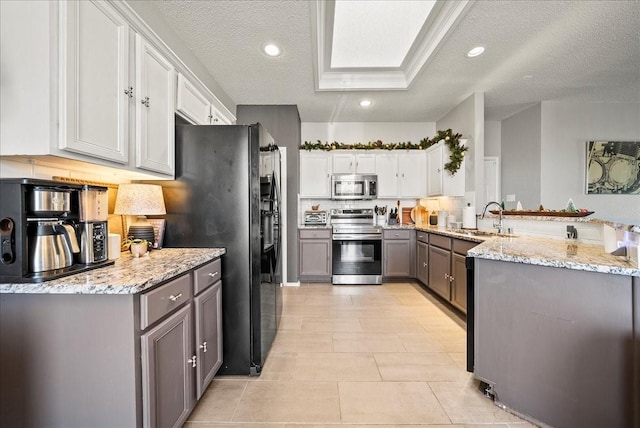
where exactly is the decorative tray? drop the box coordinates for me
[490,210,594,217]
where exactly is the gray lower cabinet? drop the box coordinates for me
[298,228,331,281]
[383,229,415,278]
[428,244,451,299]
[142,304,194,428]
[0,257,223,428]
[450,253,467,312]
[415,231,429,285]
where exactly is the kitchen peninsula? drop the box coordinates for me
[0,248,225,428]
[469,237,639,428]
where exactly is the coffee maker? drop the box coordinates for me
[77,185,109,264]
[0,179,113,283]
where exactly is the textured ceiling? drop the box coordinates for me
[153,0,640,122]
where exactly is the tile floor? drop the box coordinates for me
[186,282,536,427]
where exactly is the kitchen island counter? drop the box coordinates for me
[0,248,226,294]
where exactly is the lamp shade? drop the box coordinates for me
[114,184,166,215]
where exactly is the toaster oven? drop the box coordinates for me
[303,210,327,225]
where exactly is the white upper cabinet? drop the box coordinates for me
[176,73,211,125]
[135,35,176,175]
[426,140,466,197]
[176,73,232,125]
[375,152,399,198]
[397,151,426,198]
[60,0,130,163]
[300,151,331,197]
[332,152,376,174]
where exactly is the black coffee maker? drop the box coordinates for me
[0,178,113,283]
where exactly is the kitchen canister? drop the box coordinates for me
[437,210,449,227]
[108,233,121,260]
[463,204,476,229]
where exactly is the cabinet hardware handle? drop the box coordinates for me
[141,96,150,107]
[423,262,427,267]
[200,341,208,353]
[213,117,219,122]
[208,114,213,121]
[124,87,133,98]
[444,273,449,279]
[208,272,219,278]
[187,355,197,368]
[449,275,455,282]
[169,293,182,302]
[437,168,441,173]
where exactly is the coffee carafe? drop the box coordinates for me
[29,222,80,273]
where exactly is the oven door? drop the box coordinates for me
[331,234,382,285]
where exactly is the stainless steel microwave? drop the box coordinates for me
[331,174,377,200]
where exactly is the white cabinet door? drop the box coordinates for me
[375,153,398,198]
[60,0,130,164]
[300,151,331,197]
[332,153,355,174]
[176,73,211,125]
[398,152,426,197]
[135,34,176,176]
[427,141,465,197]
[355,153,376,174]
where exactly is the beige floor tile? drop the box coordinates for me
[358,317,426,333]
[304,295,354,306]
[329,306,401,319]
[233,381,341,423]
[338,381,451,424]
[282,295,306,306]
[284,425,397,428]
[184,423,284,428]
[429,381,525,424]
[293,352,381,381]
[350,295,400,306]
[258,353,297,381]
[332,332,406,353]
[279,315,304,330]
[397,332,454,353]
[374,352,468,382]
[279,304,331,317]
[187,379,248,422]
[300,317,362,332]
[271,331,334,353]
[448,352,468,371]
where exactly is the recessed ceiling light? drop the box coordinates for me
[263,43,281,57]
[466,46,485,58]
[359,99,372,108]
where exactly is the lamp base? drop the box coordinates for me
[127,225,155,244]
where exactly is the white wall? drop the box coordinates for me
[301,122,436,144]
[501,103,542,210]
[484,120,501,157]
[540,101,640,224]
[436,92,485,209]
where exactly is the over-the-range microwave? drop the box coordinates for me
[331,174,377,200]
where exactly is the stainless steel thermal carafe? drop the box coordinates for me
[29,222,76,273]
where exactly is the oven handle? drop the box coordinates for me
[332,234,382,241]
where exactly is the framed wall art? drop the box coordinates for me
[586,141,640,195]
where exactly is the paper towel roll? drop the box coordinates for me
[108,233,121,260]
[603,224,618,253]
[463,206,476,229]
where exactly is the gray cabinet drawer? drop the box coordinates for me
[299,228,331,239]
[453,239,478,255]
[193,258,222,295]
[383,229,412,240]
[140,274,193,330]
[429,233,451,250]
[416,230,429,243]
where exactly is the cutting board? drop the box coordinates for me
[402,207,413,224]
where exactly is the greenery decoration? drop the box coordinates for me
[300,128,468,175]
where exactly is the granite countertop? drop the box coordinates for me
[0,248,226,295]
[469,236,639,277]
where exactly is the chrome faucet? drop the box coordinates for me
[481,201,504,233]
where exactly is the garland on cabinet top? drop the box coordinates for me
[300,129,468,175]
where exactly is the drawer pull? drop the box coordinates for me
[169,293,183,302]
[208,272,219,278]
[200,341,208,353]
[187,355,197,368]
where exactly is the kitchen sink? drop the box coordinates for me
[450,229,518,238]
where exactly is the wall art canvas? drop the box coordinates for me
[586,141,640,195]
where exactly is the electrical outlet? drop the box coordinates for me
[506,194,516,202]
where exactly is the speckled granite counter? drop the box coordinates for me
[0,248,226,294]
[469,236,639,277]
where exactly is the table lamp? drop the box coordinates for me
[114,184,166,243]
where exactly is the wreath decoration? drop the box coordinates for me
[300,128,468,175]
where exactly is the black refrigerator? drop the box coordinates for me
[148,123,282,376]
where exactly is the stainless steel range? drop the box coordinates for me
[330,208,382,285]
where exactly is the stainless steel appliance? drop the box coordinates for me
[331,174,377,200]
[303,210,327,225]
[145,123,282,376]
[331,208,382,284]
[77,185,108,264]
[0,179,113,283]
